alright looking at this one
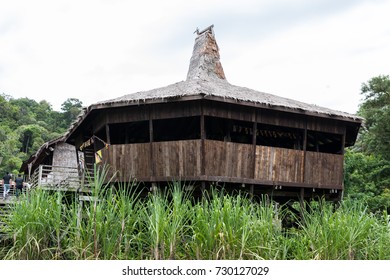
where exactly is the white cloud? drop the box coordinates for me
[224,0,390,113]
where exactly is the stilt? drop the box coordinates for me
[250,184,254,198]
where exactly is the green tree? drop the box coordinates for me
[344,149,390,212]
[0,94,79,175]
[344,74,390,212]
[61,98,83,128]
[16,124,49,154]
[358,75,390,159]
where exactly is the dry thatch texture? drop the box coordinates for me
[96,77,359,120]
[94,27,360,121]
[66,26,361,140]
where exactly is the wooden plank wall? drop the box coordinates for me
[203,101,255,122]
[102,143,151,180]
[305,151,343,186]
[204,140,254,178]
[257,110,306,129]
[255,146,304,183]
[153,140,202,177]
[101,141,343,187]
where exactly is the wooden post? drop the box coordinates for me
[38,165,43,187]
[303,117,308,184]
[299,187,305,215]
[341,127,346,154]
[251,110,258,196]
[201,181,206,194]
[250,184,254,198]
[252,110,257,180]
[105,124,111,167]
[149,107,155,180]
[200,101,206,177]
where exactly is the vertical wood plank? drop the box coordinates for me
[149,107,154,178]
[200,102,206,177]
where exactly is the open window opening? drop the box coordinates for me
[205,116,253,144]
[153,116,200,142]
[95,128,106,142]
[307,131,342,154]
[109,121,149,144]
[256,124,304,150]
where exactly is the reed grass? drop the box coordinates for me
[1,165,389,260]
[289,200,390,260]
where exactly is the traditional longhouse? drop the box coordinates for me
[65,25,362,202]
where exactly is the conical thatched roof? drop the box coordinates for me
[66,25,361,140]
[92,25,360,120]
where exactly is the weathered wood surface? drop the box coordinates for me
[102,143,151,180]
[254,146,304,183]
[203,101,255,122]
[305,151,343,186]
[101,140,343,188]
[204,140,254,178]
[153,140,202,178]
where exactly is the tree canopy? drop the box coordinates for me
[344,75,390,212]
[0,94,82,175]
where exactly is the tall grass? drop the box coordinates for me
[2,189,67,259]
[190,190,284,259]
[64,165,144,260]
[290,200,390,260]
[1,166,390,260]
[143,184,192,260]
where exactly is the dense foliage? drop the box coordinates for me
[344,75,390,213]
[0,94,82,175]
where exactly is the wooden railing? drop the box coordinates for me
[30,165,81,189]
[102,140,344,188]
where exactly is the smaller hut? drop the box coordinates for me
[20,136,80,187]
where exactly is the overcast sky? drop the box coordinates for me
[1,0,389,114]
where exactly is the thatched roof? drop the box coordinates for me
[66,25,361,140]
[92,25,360,121]
[96,78,359,120]
[19,135,65,174]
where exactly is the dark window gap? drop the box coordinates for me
[205,116,253,144]
[153,116,200,142]
[109,121,150,144]
[256,123,304,150]
[307,131,342,154]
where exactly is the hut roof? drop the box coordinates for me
[94,25,360,120]
[66,25,361,140]
[19,135,65,173]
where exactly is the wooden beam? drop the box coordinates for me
[105,124,111,145]
[149,107,155,178]
[141,175,343,190]
[341,126,346,155]
[303,117,307,184]
[105,124,111,170]
[88,95,361,124]
[200,101,206,176]
[252,110,257,179]
[202,95,362,123]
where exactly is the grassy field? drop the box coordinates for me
[1,167,389,260]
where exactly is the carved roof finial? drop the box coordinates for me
[195,24,214,36]
[187,25,226,81]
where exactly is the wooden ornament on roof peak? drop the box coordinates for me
[187,24,226,81]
